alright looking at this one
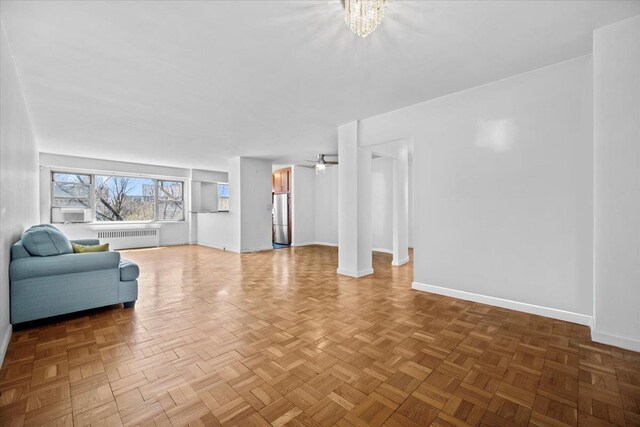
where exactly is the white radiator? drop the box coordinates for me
[96,228,160,250]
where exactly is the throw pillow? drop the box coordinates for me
[71,242,110,253]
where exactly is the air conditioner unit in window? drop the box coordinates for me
[51,207,93,223]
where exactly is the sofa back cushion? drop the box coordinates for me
[10,242,31,260]
[21,224,73,257]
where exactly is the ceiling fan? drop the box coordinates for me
[302,154,338,171]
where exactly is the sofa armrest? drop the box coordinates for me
[10,241,31,260]
[10,251,121,282]
[71,239,101,246]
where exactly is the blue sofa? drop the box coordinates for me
[9,225,139,324]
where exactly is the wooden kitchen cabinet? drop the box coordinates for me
[272,168,290,193]
[273,172,282,193]
[281,170,289,192]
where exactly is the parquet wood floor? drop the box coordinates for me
[1,245,638,427]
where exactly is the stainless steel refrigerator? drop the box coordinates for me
[273,193,289,245]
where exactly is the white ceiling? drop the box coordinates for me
[2,1,639,171]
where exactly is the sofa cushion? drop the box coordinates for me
[21,225,73,257]
[10,241,31,260]
[10,251,121,282]
[119,260,140,281]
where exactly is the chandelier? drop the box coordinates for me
[344,0,385,38]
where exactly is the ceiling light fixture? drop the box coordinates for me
[304,154,338,174]
[344,0,385,38]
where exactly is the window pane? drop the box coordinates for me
[218,184,229,211]
[95,175,155,221]
[53,173,90,184]
[52,198,90,208]
[218,183,229,198]
[53,182,90,198]
[157,201,183,220]
[158,181,183,200]
[218,197,229,212]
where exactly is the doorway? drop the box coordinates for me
[272,167,291,248]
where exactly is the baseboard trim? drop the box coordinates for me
[337,268,374,278]
[0,323,12,368]
[118,242,189,250]
[591,330,640,352]
[241,245,274,253]
[291,241,314,247]
[412,282,592,326]
[294,243,402,253]
[198,242,274,253]
[392,256,410,266]
[372,248,393,254]
[312,241,339,247]
[289,241,339,248]
[159,241,190,247]
[197,242,241,253]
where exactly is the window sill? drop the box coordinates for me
[56,221,184,227]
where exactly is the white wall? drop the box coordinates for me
[593,15,640,351]
[360,56,594,323]
[192,169,228,213]
[1,25,39,363]
[191,169,228,184]
[305,158,412,250]
[290,160,402,253]
[190,169,229,244]
[197,157,271,252]
[238,157,273,252]
[314,165,339,246]
[372,157,393,253]
[198,157,242,252]
[283,162,396,252]
[199,182,219,212]
[291,166,315,246]
[196,212,237,251]
[408,148,414,248]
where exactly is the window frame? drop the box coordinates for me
[94,174,158,223]
[50,170,186,223]
[217,182,229,212]
[51,172,93,210]
[156,179,185,221]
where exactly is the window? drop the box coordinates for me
[52,173,91,208]
[217,183,229,212]
[95,175,155,221]
[157,180,184,220]
[51,171,185,222]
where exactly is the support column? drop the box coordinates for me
[592,16,640,351]
[338,121,373,277]
[392,145,409,266]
